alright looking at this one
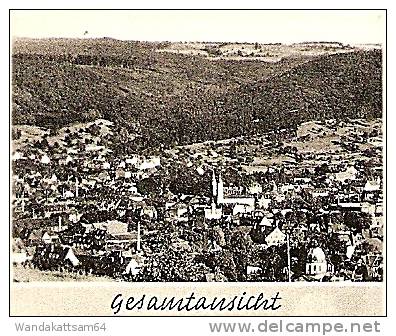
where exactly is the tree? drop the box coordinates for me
[228,230,253,281]
[136,176,163,196]
[140,246,210,282]
[344,211,371,234]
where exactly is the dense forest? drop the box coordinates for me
[12,38,382,149]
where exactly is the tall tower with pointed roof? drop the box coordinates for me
[212,170,217,199]
[217,173,224,204]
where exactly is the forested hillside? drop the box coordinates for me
[12,38,382,149]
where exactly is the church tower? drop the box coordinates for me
[212,170,217,198]
[217,173,224,204]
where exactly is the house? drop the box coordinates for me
[256,216,273,235]
[306,247,328,280]
[40,154,51,164]
[140,205,158,220]
[64,155,74,164]
[86,145,106,152]
[259,216,273,228]
[106,232,137,250]
[233,203,254,216]
[363,178,381,201]
[101,221,137,250]
[257,196,271,209]
[125,155,140,166]
[265,227,286,247]
[115,167,127,179]
[367,136,382,148]
[176,204,191,221]
[12,151,24,161]
[25,229,46,246]
[365,178,381,192]
[361,202,376,215]
[64,190,74,198]
[352,259,369,281]
[208,240,222,253]
[138,157,160,170]
[196,166,205,175]
[124,254,145,276]
[248,182,262,195]
[103,220,129,236]
[68,209,81,223]
[42,231,59,244]
[205,271,228,282]
[294,177,311,184]
[370,215,383,238]
[34,245,80,270]
[98,171,111,181]
[311,188,329,198]
[336,202,362,212]
[366,254,383,281]
[247,266,262,275]
[308,222,321,232]
[335,166,358,182]
[280,184,294,193]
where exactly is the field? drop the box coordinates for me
[13,265,114,282]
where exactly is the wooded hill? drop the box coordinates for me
[12,38,382,149]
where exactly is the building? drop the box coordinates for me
[265,227,286,247]
[306,247,328,280]
[211,171,255,213]
[40,154,51,164]
[204,201,222,220]
[335,166,358,182]
[33,245,80,271]
[124,254,145,276]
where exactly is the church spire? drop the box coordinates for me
[212,170,217,198]
[217,172,224,204]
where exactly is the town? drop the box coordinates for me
[11,115,383,282]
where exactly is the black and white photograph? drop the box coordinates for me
[8,8,386,317]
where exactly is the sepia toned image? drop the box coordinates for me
[9,9,386,316]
